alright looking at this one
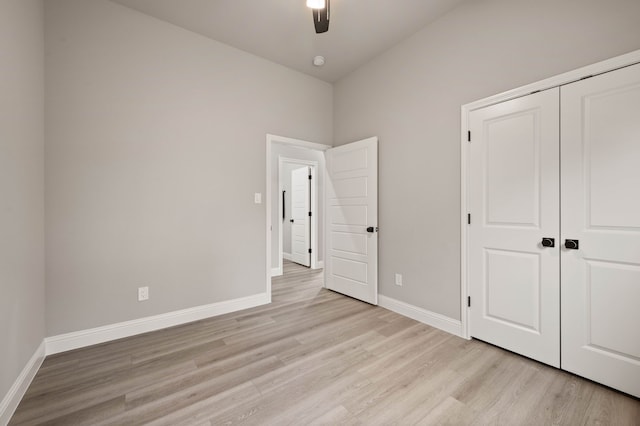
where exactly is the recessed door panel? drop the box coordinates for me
[485,112,540,227]
[586,261,640,361]
[332,257,367,284]
[333,177,367,199]
[586,85,640,230]
[332,148,368,173]
[332,231,367,255]
[330,205,367,226]
[484,249,540,332]
[468,88,560,368]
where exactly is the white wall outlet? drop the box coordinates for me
[138,286,149,301]
[254,192,262,204]
[395,273,403,286]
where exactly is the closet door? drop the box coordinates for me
[561,63,640,398]
[468,88,560,367]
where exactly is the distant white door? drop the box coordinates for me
[561,63,640,398]
[325,137,378,305]
[468,89,560,367]
[291,166,311,267]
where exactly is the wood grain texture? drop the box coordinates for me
[10,261,640,425]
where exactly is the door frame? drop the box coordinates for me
[278,157,319,273]
[266,134,331,301]
[460,49,640,339]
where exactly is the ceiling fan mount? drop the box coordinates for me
[308,0,330,34]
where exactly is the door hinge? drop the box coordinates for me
[467,213,471,225]
[467,296,471,307]
[308,248,312,254]
[308,174,312,180]
[308,211,312,217]
[467,131,471,142]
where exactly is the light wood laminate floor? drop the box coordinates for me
[10,261,640,425]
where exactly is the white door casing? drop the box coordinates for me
[325,137,378,305]
[560,63,640,398]
[291,166,311,267]
[468,89,560,367]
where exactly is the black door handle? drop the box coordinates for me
[282,190,286,220]
[366,226,378,233]
[565,239,579,250]
[290,219,294,223]
[541,237,555,247]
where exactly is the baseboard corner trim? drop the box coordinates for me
[378,295,463,337]
[271,266,283,277]
[282,252,292,261]
[45,292,270,355]
[315,260,324,269]
[0,340,45,425]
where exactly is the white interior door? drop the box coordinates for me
[291,166,311,267]
[325,137,378,305]
[468,89,560,367]
[561,63,640,398]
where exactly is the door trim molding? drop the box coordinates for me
[266,134,330,299]
[460,48,640,339]
[278,157,319,272]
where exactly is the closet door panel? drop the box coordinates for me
[561,62,640,398]
[468,88,560,367]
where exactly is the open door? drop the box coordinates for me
[325,137,378,304]
[291,166,311,267]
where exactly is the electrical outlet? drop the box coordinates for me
[395,273,403,286]
[138,286,149,301]
[254,192,262,204]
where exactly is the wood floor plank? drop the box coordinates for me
[307,405,356,425]
[9,260,640,425]
[10,359,197,424]
[103,358,279,425]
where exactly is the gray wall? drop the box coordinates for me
[45,0,332,335]
[271,143,326,269]
[0,0,45,401]
[333,0,640,320]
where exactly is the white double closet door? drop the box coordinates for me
[468,63,640,397]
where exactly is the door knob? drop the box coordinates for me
[541,237,555,247]
[290,219,294,223]
[564,239,579,250]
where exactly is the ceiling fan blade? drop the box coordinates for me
[312,0,330,33]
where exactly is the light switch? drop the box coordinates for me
[254,193,262,204]
[395,273,403,286]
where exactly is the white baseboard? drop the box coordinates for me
[0,341,45,425]
[45,292,270,355]
[379,295,463,338]
[283,252,292,261]
[271,266,283,277]
[315,260,324,269]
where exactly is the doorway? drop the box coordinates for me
[265,134,330,300]
[266,134,380,306]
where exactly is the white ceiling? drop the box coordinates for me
[111,0,468,83]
